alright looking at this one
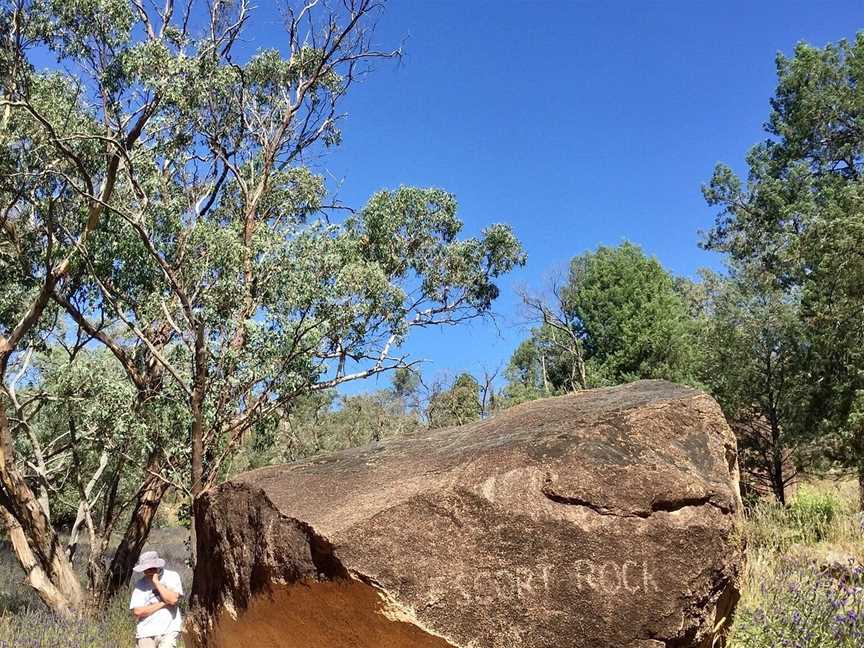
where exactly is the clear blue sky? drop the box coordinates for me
[294,0,861,393]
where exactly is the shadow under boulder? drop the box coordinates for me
[185,380,744,648]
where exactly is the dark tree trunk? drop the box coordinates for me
[191,410,204,500]
[98,455,170,603]
[191,323,208,501]
[189,325,209,569]
[769,419,786,505]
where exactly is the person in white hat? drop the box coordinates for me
[128,550,184,647]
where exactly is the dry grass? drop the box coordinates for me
[726,479,864,647]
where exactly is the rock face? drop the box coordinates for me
[186,380,743,648]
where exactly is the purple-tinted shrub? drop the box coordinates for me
[729,557,864,648]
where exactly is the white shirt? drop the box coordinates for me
[129,569,184,638]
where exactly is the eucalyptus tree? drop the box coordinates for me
[702,35,864,507]
[9,342,186,599]
[426,372,482,429]
[502,269,592,407]
[501,336,549,406]
[0,0,150,613]
[0,0,524,614]
[392,365,422,415]
[517,275,588,392]
[228,384,422,473]
[500,324,583,408]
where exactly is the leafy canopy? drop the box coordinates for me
[1,0,526,497]
[702,34,864,485]
[562,242,696,385]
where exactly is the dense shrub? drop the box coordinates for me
[787,486,845,544]
[744,485,848,551]
[728,558,864,647]
[729,481,864,648]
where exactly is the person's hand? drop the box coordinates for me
[149,571,160,586]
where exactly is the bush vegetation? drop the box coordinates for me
[1,0,864,644]
[727,481,864,647]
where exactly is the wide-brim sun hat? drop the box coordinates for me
[133,550,166,572]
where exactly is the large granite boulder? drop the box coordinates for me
[186,380,743,648]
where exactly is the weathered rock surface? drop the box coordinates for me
[186,380,743,648]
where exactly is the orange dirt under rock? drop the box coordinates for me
[199,579,457,648]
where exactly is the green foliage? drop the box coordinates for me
[787,485,846,544]
[694,265,812,501]
[427,373,482,429]
[501,336,549,406]
[1,0,525,501]
[502,242,697,407]
[746,485,848,552]
[349,188,525,314]
[391,366,423,415]
[729,481,864,648]
[7,345,191,526]
[500,324,581,405]
[563,242,695,384]
[703,34,864,497]
[231,384,423,471]
[392,367,420,400]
